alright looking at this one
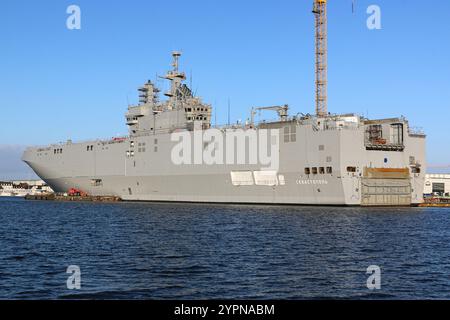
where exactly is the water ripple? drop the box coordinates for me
[0,197,449,299]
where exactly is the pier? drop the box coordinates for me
[419,197,450,207]
[25,193,122,202]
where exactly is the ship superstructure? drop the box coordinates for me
[126,51,212,136]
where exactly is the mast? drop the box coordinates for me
[164,51,186,110]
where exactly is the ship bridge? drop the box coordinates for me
[125,52,212,136]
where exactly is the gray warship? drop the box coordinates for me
[22,50,426,206]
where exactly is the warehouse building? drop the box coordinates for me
[424,174,450,196]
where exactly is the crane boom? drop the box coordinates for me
[250,105,289,125]
[313,0,328,117]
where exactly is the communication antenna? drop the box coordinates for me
[227,98,231,126]
[214,100,217,127]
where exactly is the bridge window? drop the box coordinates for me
[312,167,318,175]
[319,167,325,174]
[327,167,333,174]
[304,168,311,175]
[347,166,357,173]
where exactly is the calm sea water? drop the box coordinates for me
[0,197,449,299]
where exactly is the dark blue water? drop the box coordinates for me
[0,197,449,299]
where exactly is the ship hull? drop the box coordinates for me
[22,119,427,207]
[41,173,347,205]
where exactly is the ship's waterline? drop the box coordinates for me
[22,52,426,206]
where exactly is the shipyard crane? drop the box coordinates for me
[312,0,328,117]
[312,1,356,117]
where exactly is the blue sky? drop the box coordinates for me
[0,0,450,178]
